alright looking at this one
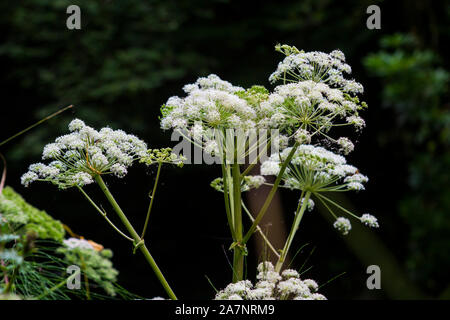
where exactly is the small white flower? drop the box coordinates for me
[299,197,315,212]
[70,172,94,187]
[360,213,379,228]
[333,217,352,235]
[303,279,319,292]
[42,143,62,160]
[63,237,94,250]
[281,269,299,279]
[68,119,86,132]
[245,175,265,189]
[347,182,365,191]
[346,115,366,130]
[21,172,38,187]
[257,261,275,273]
[260,160,280,176]
[336,137,354,155]
[294,129,311,144]
[110,163,127,178]
[311,293,327,300]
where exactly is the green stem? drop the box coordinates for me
[243,141,300,244]
[221,161,236,240]
[4,266,18,293]
[78,186,134,242]
[232,155,244,282]
[94,175,177,300]
[275,191,311,272]
[242,201,280,258]
[141,162,162,239]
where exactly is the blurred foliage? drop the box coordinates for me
[1,186,65,241]
[0,187,132,299]
[57,245,119,297]
[0,0,377,160]
[364,33,449,293]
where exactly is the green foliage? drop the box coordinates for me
[364,33,450,292]
[0,186,65,242]
[56,246,119,297]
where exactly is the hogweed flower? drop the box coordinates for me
[260,144,378,236]
[265,44,368,153]
[215,261,326,300]
[21,119,147,189]
[261,145,367,193]
[270,44,363,94]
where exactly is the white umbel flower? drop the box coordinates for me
[360,213,379,228]
[333,217,352,235]
[21,119,147,189]
[215,261,326,300]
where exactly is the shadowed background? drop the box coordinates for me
[0,0,449,299]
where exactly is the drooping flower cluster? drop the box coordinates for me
[21,119,147,189]
[215,262,326,300]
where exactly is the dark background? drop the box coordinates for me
[0,0,448,299]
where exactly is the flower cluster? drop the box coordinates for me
[63,237,95,250]
[139,148,186,167]
[260,144,378,235]
[21,119,147,189]
[58,238,119,296]
[261,144,368,192]
[269,44,364,94]
[215,262,326,300]
[161,74,254,132]
[211,175,266,193]
[161,47,367,160]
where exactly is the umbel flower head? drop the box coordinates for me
[160,46,368,162]
[261,144,368,192]
[215,261,326,300]
[270,44,363,93]
[160,75,279,161]
[263,44,368,153]
[21,119,147,189]
[260,144,379,235]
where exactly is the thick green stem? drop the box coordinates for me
[94,175,177,300]
[275,191,311,272]
[221,162,236,240]
[231,157,244,282]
